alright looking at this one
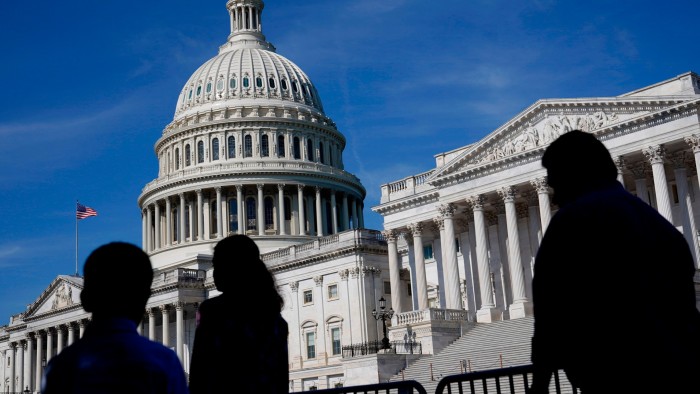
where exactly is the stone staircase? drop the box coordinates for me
[390,316,537,393]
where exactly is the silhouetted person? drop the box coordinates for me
[42,242,189,394]
[528,130,700,393]
[189,234,289,394]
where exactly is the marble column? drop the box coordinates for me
[315,187,323,237]
[35,332,43,389]
[56,326,64,355]
[67,323,75,346]
[408,223,429,310]
[161,305,170,347]
[179,193,186,243]
[176,302,184,362]
[156,202,163,249]
[630,163,650,204]
[16,341,24,393]
[351,199,358,229]
[196,189,204,240]
[46,329,53,363]
[438,204,461,310]
[165,197,172,246]
[24,336,33,392]
[530,177,552,234]
[8,342,15,393]
[148,309,156,341]
[298,185,306,235]
[498,186,532,318]
[146,206,153,252]
[685,133,700,269]
[257,184,265,235]
[643,145,673,222]
[141,209,147,250]
[216,186,223,238]
[330,191,338,234]
[467,195,501,322]
[278,184,286,235]
[79,320,86,338]
[383,229,403,313]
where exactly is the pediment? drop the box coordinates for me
[428,96,693,182]
[24,275,84,318]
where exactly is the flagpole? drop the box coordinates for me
[75,199,79,276]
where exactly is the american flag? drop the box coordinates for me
[76,202,98,220]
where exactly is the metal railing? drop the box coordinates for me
[435,365,577,394]
[341,340,422,358]
[293,380,428,394]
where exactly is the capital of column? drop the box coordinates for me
[629,163,648,178]
[530,177,549,194]
[438,203,456,218]
[289,281,299,292]
[670,151,688,169]
[685,134,700,152]
[215,186,222,193]
[159,304,170,313]
[497,186,518,203]
[313,276,323,286]
[297,184,305,191]
[146,308,155,317]
[466,194,487,210]
[235,184,244,192]
[196,189,202,196]
[642,144,666,165]
[277,183,285,191]
[382,229,398,242]
[175,301,185,310]
[257,183,264,191]
[407,222,423,237]
[432,216,445,231]
[338,269,349,281]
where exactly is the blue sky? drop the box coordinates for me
[1,0,698,321]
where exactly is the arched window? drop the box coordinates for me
[185,144,191,166]
[281,79,288,91]
[264,196,274,231]
[244,135,253,158]
[277,135,285,157]
[228,136,236,158]
[256,76,263,88]
[206,82,212,93]
[228,198,238,233]
[261,135,269,157]
[196,85,202,96]
[197,141,205,163]
[269,77,276,89]
[210,199,218,236]
[243,77,250,88]
[306,139,314,162]
[292,81,299,93]
[212,138,220,161]
[229,77,237,89]
[175,148,180,170]
[246,197,257,231]
[293,137,301,159]
[319,142,325,164]
[216,79,224,91]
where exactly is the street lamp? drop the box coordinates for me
[372,296,394,350]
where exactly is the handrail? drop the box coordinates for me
[292,380,428,394]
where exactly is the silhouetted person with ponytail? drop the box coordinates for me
[529,130,700,393]
[189,234,289,394]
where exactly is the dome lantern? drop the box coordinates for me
[221,0,275,53]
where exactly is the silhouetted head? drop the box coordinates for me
[80,242,153,323]
[212,235,283,310]
[541,130,618,207]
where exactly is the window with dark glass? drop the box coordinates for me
[424,244,434,260]
[293,137,301,159]
[243,77,250,88]
[269,77,276,89]
[327,284,338,300]
[244,135,253,157]
[206,82,212,93]
[229,77,237,89]
[185,144,191,166]
[196,85,202,96]
[303,290,313,304]
[281,79,288,91]
[175,148,180,170]
[306,139,314,162]
[246,197,256,231]
[256,76,263,88]
[212,138,220,161]
[306,332,316,359]
[172,207,179,242]
[261,135,269,157]
[292,81,299,93]
[331,327,341,355]
[228,136,236,158]
[197,141,204,163]
[384,281,391,294]
[319,142,324,164]
[264,196,274,230]
[277,135,285,157]
[228,198,238,233]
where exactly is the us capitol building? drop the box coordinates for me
[2,0,700,392]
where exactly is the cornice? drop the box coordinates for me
[269,244,388,273]
[372,190,440,216]
[24,304,84,323]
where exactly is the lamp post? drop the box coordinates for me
[372,296,394,350]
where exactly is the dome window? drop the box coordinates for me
[269,78,276,89]
[188,89,193,100]
[292,81,299,93]
[197,141,205,163]
[185,144,191,166]
[256,77,263,88]
[206,82,212,93]
[261,135,269,157]
[212,138,220,161]
[227,136,236,158]
[216,79,224,91]
[281,79,288,91]
[229,77,237,89]
[196,85,202,96]
[243,77,250,88]
[244,135,253,157]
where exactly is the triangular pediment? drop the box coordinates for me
[428,95,698,183]
[24,275,84,319]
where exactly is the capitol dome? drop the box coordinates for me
[138,0,366,266]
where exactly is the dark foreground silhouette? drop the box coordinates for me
[529,130,700,393]
[189,234,289,394]
[42,242,188,394]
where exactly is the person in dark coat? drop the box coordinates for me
[42,242,189,394]
[189,234,289,394]
[528,130,700,393]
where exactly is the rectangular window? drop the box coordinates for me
[327,284,338,300]
[303,289,313,305]
[423,244,434,260]
[384,281,391,294]
[331,327,341,355]
[306,332,316,359]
